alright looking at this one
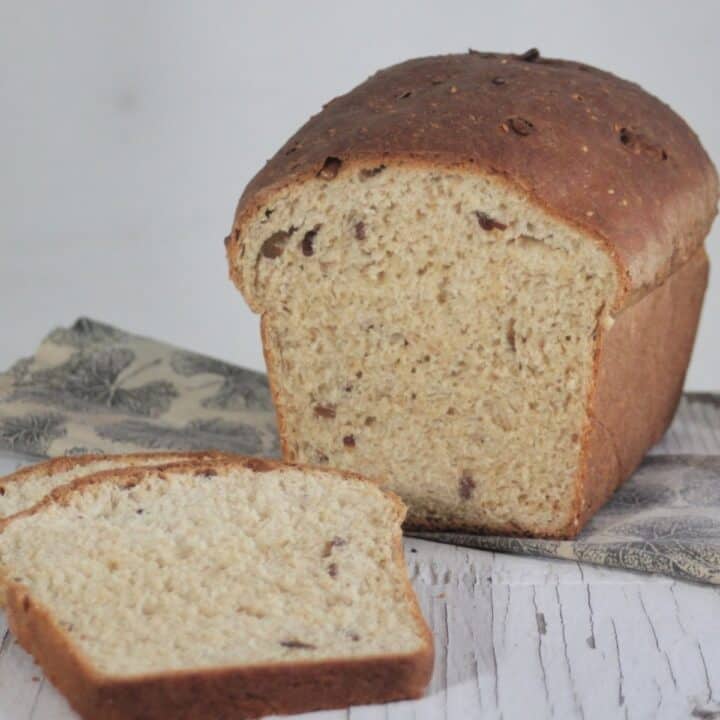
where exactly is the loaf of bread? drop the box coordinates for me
[226,49,718,538]
[1,456,433,719]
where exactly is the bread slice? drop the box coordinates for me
[1,457,433,719]
[225,50,717,538]
[0,452,227,608]
[0,451,223,524]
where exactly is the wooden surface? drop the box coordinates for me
[0,453,719,720]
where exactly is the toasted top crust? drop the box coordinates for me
[232,50,718,301]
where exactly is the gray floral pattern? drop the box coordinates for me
[97,418,263,455]
[0,413,67,455]
[8,356,33,381]
[0,318,718,584]
[65,445,107,456]
[12,348,178,416]
[601,480,676,514]
[686,392,720,409]
[0,318,278,459]
[170,351,272,411]
[47,316,131,348]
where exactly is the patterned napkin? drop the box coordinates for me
[1,318,719,584]
[0,318,279,458]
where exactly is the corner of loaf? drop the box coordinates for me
[226,51,717,538]
[228,161,619,537]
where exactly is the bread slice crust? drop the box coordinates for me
[0,451,225,525]
[4,456,434,720]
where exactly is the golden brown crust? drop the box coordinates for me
[0,451,233,551]
[3,455,401,524]
[260,315,296,461]
[0,454,109,486]
[0,450,226,505]
[574,246,709,530]
[229,50,718,298]
[4,456,433,719]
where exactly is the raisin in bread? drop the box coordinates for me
[1,457,433,720]
[225,50,718,538]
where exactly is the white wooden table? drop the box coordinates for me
[0,454,718,720]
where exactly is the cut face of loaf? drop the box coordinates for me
[2,458,432,719]
[231,165,618,536]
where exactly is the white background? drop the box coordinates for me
[1,0,717,388]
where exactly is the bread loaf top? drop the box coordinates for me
[231,50,718,303]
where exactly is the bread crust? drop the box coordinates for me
[574,245,709,531]
[0,451,228,528]
[259,315,296,461]
[229,51,718,300]
[4,456,434,719]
